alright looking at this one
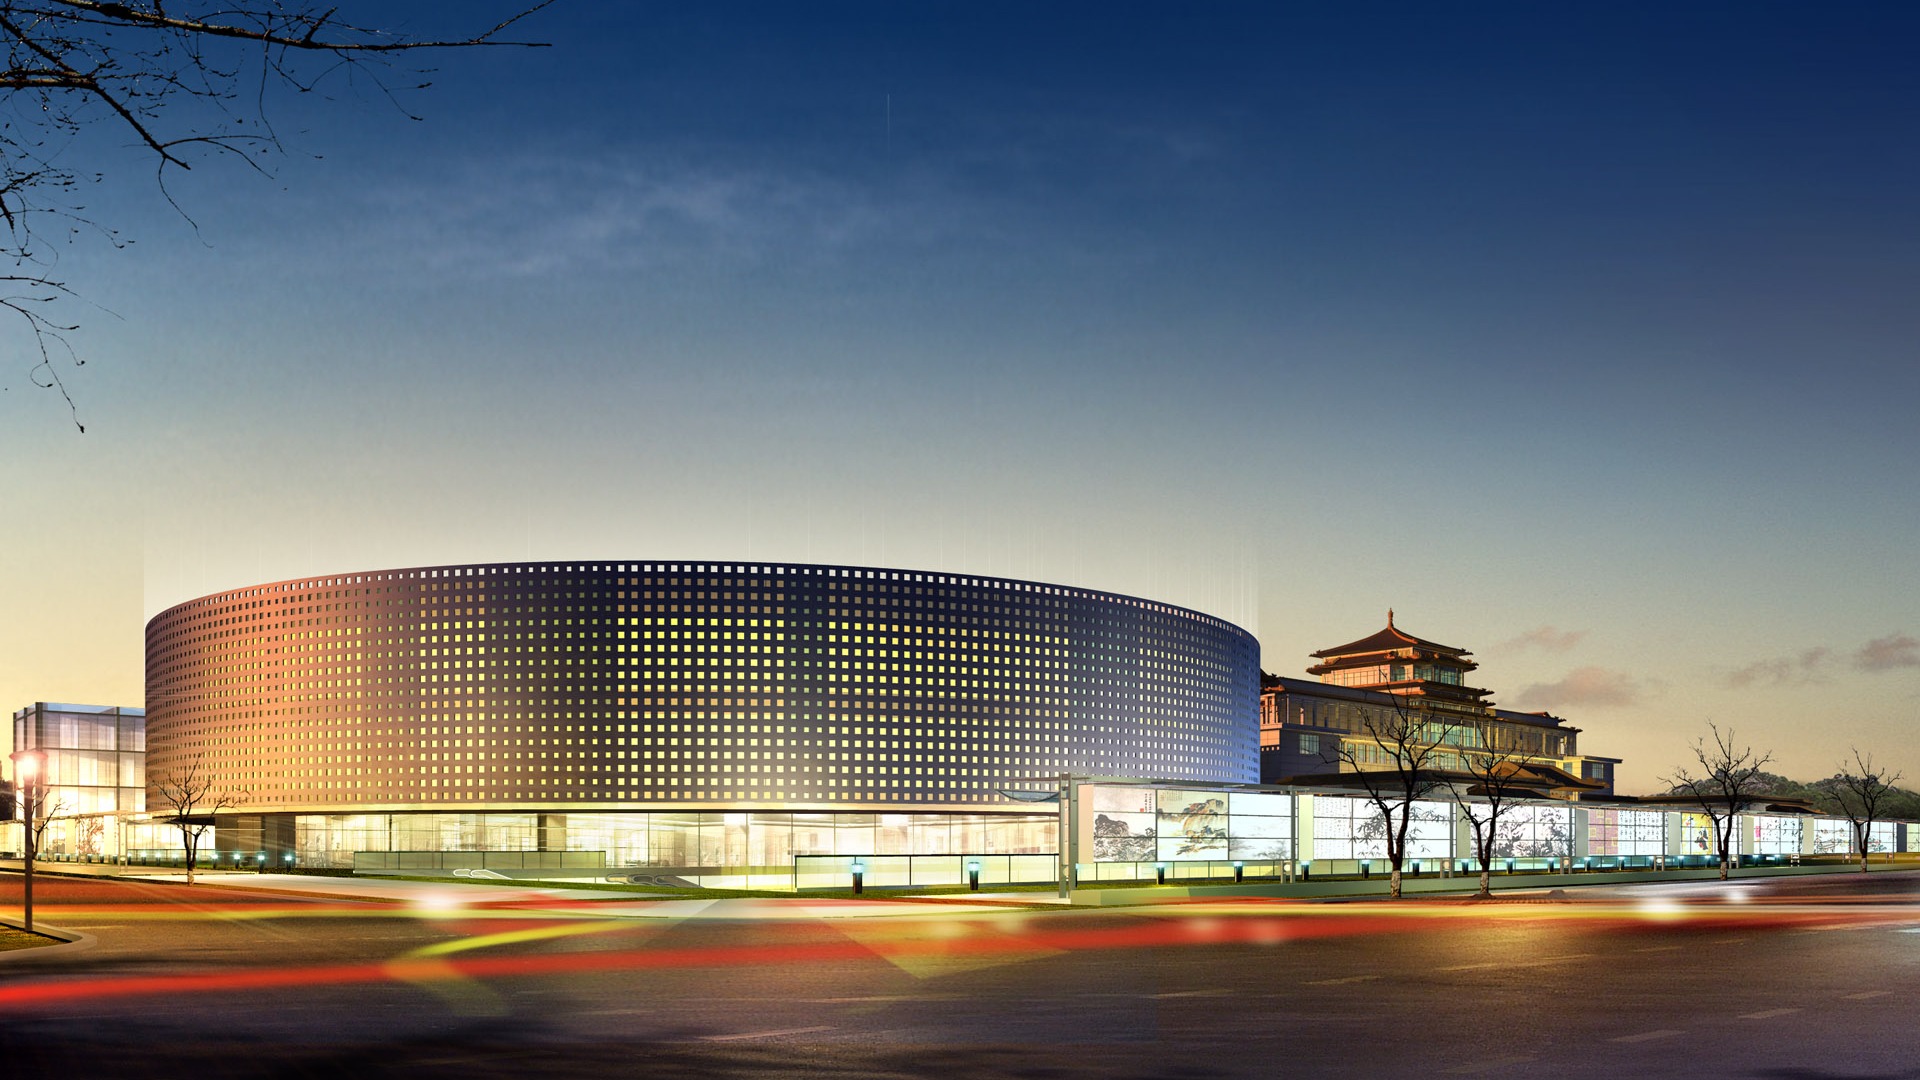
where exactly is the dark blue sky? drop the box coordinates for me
[5,2,1918,789]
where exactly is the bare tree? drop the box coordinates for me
[1833,749,1902,873]
[1330,697,1461,899]
[153,753,243,883]
[1451,741,1540,899]
[28,790,69,853]
[0,1,552,426]
[1663,722,1775,881]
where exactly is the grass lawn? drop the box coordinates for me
[0,926,58,952]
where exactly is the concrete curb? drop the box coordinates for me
[0,915,97,962]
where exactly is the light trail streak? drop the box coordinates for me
[2,897,1918,1013]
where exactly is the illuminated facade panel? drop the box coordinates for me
[144,561,1261,819]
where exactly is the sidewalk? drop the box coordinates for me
[10,858,1911,913]
[186,874,1051,917]
[0,863,1051,918]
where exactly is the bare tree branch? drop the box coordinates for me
[1328,695,1461,899]
[41,0,556,52]
[1662,721,1775,881]
[0,1,553,429]
[28,791,69,851]
[153,750,245,883]
[1833,749,1901,873]
[1451,741,1547,899]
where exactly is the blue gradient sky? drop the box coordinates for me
[4,3,1917,792]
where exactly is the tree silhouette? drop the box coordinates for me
[1452,742,1547,898]
[1663,722,1774,881]
[1,1,551,426]
[1329,696,1461,899]
[1833,749,1902,873]
[153,752,244,883]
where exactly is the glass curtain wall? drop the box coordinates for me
[292,810,1056,870]
[12,703,146,816]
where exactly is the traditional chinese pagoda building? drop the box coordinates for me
[1262,613,1621,794]
[1304,609,1493,717]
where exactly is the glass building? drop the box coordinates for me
[144,561,1261,873]
[12,702,146,817]
[6,702,158,860]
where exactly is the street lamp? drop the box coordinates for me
[966,859,982,891]
[10,749,46,934]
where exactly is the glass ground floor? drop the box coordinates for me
[218,809,1059,889]
[10,782,1917,890]
[1066,782,1920,882]
[0,813,188,862]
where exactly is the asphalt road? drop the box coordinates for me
[2,870,1918,1079]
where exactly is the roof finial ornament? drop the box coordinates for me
[1387,607,1394,628]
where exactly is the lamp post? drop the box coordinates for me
[11,749,45,934]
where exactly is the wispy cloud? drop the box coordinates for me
[355,150,976,281]
[1722,634,1920,686]
[1727,646,1832,688]
[1495,625,1586,654]
[1512,666,1642,711]
[1855,634,1920,672]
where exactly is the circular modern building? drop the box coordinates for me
[145,560,1259,875]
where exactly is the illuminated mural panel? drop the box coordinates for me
[1588,808,1665,857]
[1157,788,1229,861]
[1312,795,1450,861]
[1813,819,1853,854]
[1679,813,1723,855]
[1084,784,1294,862]
[1089,785,1158,861]
[1750,815,1802,855]
[1869,821,1896,853]
[1228,791,1292,861]
[1492,804,1572,859]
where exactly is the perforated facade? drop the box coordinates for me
[145,561,1260,819]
